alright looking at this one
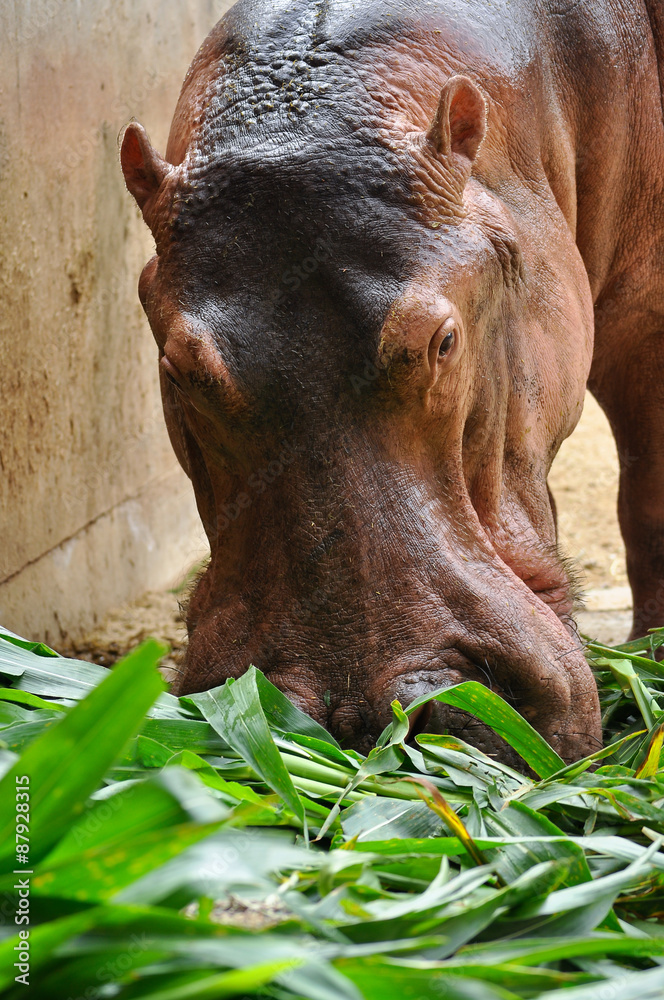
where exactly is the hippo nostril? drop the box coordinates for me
[330,703,363,742]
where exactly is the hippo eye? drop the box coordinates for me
[427,316,462,382]
[160,354,185,391]
[438,329,455,357]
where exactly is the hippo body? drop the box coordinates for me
[121,0,664,761]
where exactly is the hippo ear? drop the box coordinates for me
[426,75,487,161]
[120,122,172,212]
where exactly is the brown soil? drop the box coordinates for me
[62,588,190,686]
[61,392,631,669]
[549,392,631,645]
[549,393,626,591]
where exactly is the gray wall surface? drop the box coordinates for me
[0,0,234,645]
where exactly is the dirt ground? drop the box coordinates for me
[62,392,632,672]
[549,392,631,644]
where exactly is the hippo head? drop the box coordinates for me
[121,18,600,763]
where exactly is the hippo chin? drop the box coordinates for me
[120,0,664,763]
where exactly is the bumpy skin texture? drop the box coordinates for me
[121,0,664,762]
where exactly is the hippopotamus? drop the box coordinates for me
[120,0,664,763]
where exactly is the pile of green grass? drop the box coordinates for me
[0,624,662,999]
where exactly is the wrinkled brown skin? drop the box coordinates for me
[120,0,664,763]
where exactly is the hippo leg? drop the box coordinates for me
[590,321,664,640]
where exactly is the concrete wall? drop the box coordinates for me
[0,0,233,645]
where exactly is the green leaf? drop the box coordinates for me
[116,828,315,906]
[0,640,165,869]
[535,965,664,1000]
[0,688,66,711]
[509,837,663,936]
[166,749,267,803]
[588,640,664,678]
[255,669,341,747]
[26,820,225,901]
[44,768,228,864]
[188,667,305,827]
[599,658,662,728]
[0,633,183,720]
[417,733,527,787]
[114,961,304,1000]
[542,731,643,781]
[336,956,519,1000]
[481,801,593,889]
[342,797,444,842]
[399,682,565,777]
[136,734,179,767]
[0,631,60,657]
[317,701,409,840]
[599,628,664,657]
[0,622,663,1000]
[138,718,230,755]
[453,934,664,966]
[0,633,104,691]
[633,721,664,777]
[181,668,341,748]
[282,732,360,768]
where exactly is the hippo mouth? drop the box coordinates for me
[178,538,601,764]
[407,701,527,769]
[402,669,528,770]
[331,654,547,766]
